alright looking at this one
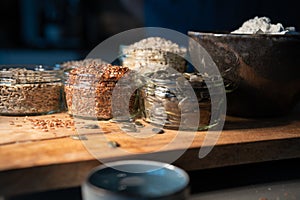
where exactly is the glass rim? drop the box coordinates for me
[83,160,189,199]
[0,64,62,71]
[0,64,63,84]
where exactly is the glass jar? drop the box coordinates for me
[122,54,187,74]
[58,58,109,112]
[139,71,222,130]
[119,45,187,73]
[0,65,64,115]
[64,64,139,119]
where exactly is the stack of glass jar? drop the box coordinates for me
[120,37,224,130]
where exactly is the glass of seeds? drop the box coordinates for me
[64,63,139,120]
[0,65,64,116]
[120,37,187,74]
[139,70,223,130]
[59,58,109,111]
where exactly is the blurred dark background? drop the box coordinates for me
[0,0,143,65]
[0,0,299,65]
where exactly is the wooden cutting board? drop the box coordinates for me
[1,110,300,197]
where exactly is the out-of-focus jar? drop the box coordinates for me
[139,71,222,130]
[0,65,64,115]
[121,50,187,74]
[64,64,138,119]
[120,37,187,74]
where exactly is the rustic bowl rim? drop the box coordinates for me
[188,31,300,39]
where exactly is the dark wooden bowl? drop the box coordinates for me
[188,31,300,117]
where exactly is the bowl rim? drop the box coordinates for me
[187,31,300,39]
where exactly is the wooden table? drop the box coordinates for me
[1,108,300,197]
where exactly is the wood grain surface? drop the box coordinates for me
[1,109,300,197]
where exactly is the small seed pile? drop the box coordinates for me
[65,63,137,119]
[60,58,108,71]
[121,37,187,74]
[28,118,74,132]
[0,67,63,115]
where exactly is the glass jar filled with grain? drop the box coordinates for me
[139,70,223,130]
[64,63,138,119]
[0,65,64,115]
[120,37,187,74]
[59,58,109,111]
